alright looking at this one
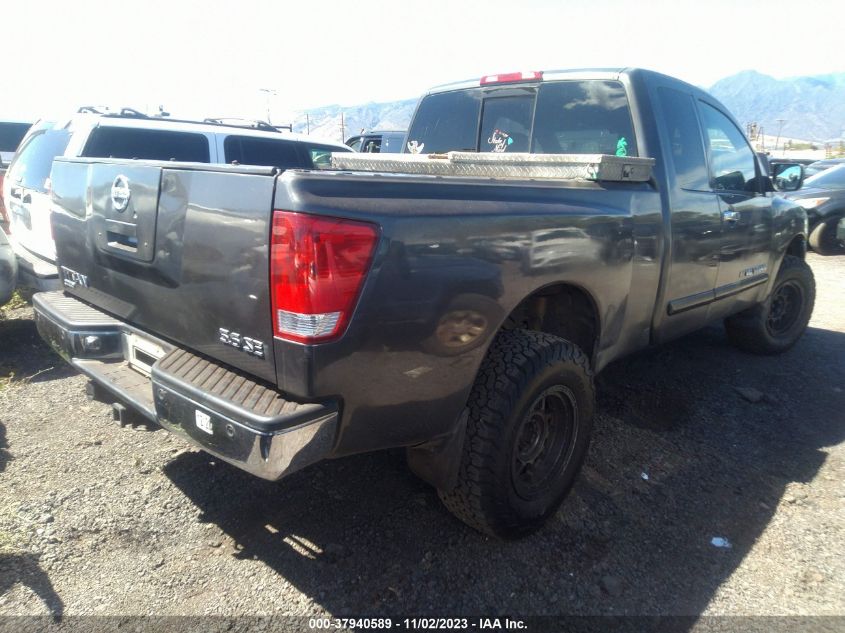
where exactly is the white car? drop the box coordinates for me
[3,110,349,291]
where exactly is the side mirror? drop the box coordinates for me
[772,163,805,192]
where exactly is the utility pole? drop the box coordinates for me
[340,112,345,143]
[775,119,786,155]
[258,88,277,124]
[306,114,310,135]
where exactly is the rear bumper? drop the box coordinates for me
[11,239,60,292]
[33,291,338,480]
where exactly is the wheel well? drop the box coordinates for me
[786,234,807,259]
[501,284,599,363]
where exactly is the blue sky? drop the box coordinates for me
[3,0,843,122]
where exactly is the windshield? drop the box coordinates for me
[804,164,845,190]
[405,80,638,157]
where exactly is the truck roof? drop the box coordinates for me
[426,68,630,95]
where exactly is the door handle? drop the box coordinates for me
[722,210,740,224]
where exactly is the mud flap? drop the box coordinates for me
[406,409,468,491]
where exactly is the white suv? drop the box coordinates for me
[3,111,349,291]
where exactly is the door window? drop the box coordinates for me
[656,87,709,191]
[698,103,759,194]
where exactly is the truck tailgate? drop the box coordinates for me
[50,158,278,383]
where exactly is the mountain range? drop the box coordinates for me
[290,71,845,145]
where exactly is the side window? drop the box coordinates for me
[306,143,347,168]
[656,87,709,191]
[362,138,381,153]
[346,136,363,152]
[698,102,759,194]
[224,136,302,169]
[480,96,533,153]
[82,127,210,162]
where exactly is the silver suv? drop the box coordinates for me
[4,110,349,291]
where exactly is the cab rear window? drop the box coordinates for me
[406,80,638,157]
[531,81,637,156]
[82,127,210,162]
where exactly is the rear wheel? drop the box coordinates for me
[809,217,845,256]
[438,329,594,538]
[724,255,815,355]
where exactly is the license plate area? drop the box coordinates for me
[124,332,166,377]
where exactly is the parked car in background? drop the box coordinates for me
[0,227,17,307]
[346,130,406,153]
[804,157,845,177]
[0,120,33,165]
[786,163,845,255]
[3,109,350,291]
[763,157,816,176]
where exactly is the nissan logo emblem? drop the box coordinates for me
[111,175,131,212]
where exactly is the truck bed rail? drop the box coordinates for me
[329,152,655,183]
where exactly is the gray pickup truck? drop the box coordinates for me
[34,68,814,538]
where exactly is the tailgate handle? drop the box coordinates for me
[105,219,139,252]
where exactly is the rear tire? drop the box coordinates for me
[438,329,594,538]
[724,255,815,355]
[809,217,845,256]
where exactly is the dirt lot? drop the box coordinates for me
[0,254,843,620]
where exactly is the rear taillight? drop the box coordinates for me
[480,70,543,86]
[270,211,378,343]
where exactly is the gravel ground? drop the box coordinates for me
[0,254,842,619]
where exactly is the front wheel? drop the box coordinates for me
[438,329,594,538]
[724,255,815,355]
